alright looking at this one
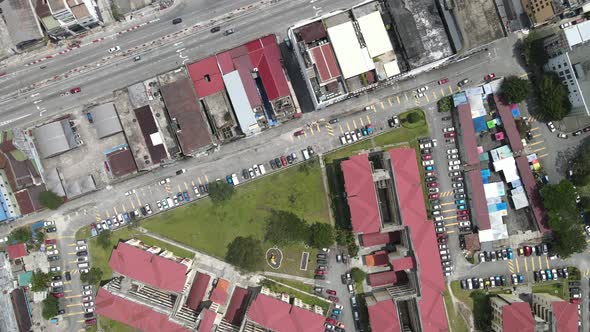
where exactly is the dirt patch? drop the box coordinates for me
[453,0,505,50]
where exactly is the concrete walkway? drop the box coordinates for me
[262,271,316,285]
[263,276,330,303]
[318,153,335,225]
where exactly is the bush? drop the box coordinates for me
[9,227,32,244]
[42,296,59,320]
[226,236,264,272]
[437,96,453,113]
[407,111,423,123]
[38,191,64,210]
[80,267,103,285]
[515,119,531,139]
[351,267,366,283]
[264,210,308,245]
[32,270,53,292]
[501,76,531,104]
[208,181,234,204]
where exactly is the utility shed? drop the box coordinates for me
[33,120,78,158]
[91,103,123,139]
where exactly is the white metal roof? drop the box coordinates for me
[356,11,393,58]
[223,71,260,136]
[564,21,590,48]
[384,61,400,77]
[327,21,375,79]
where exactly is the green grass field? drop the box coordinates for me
[443,290,469,332]
[142,159,330,277]
[531,280,567,299]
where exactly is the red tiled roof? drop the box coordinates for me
[246,293,325,332]
[457,104,481,165]
[495,95,524,153]
[244,35,290,101]
[218,46,262,108]
[210,278,230,305]
[187,56,225,98]
[515,156,549,233]
[224,286,250,326]
[364,251,389,267]
[186,272,210,310]
[467,171,491,230]
[198,309,217,332]
[368,271,398,287]
[310,44,340,83]
[368,300,401,332]
[502,302,534,332]
[389,147,449,332]
[108,242,188,293]
[552,301,579,332]
[95,289,191,332]
[342,154,380,234]
[360,232,397,247]
[297,21,327,43]
[392,256,415,271]
[6,243,26,260]
[15,190,35,215]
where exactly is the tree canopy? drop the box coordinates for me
[538,73,571,120]
[264,210,309,245]
[42,296,59,320]
[9,227,32,244]
[437,96,452,113]
[350,267,366,283]
[541,180,587,258]
[501,76,531,104]
[97,229,112,249]
[80,267,103,285]
[208,181,234,204]
[225,236,264,272]
[522,32,549,68]
[570,138,590,186]
[308,222,335,249]
[38,191,64,210]
[31,270,53,292]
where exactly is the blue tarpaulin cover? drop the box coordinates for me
[473,116,487,132]
[511,107,520,118]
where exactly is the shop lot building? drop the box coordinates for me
[340,148,448,331]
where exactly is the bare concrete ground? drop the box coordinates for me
[453,0,505,51]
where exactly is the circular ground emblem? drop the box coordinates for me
[266,247,283,269]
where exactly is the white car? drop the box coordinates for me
[84,307,95,313]
[231,174,240,185]
[253,165,261,176]
[80,268,89,274]
[449,165,461,171]
[448,160,461,166]
[419,143,432,149]
[44,220,56,226]
[51,281,63,287]
[547,122,556,132]
[432,205,441,210]
[416,86,428,93]
[345,132,352,143]
[434,216,444,221]
[447,154,459,160]
[77,257,88,263]
[440,249,450,255]
[124,189,136,196]
[76,245,87,251]
[351,131,358,142]
[47,249,59,256]
[459,221,471,227]
[258,164,267,175]
[443,127,455,133]
[82,285,92,291]
[447,149,458,154]
[0,236,7,243]
[82,296,93,302]
[83,301,95,307]
[50,266,61,272]
[560,22,571,29]
[439,244,447,250]
[422,160,434,166]
[108,46,121,53]
[585,225,590,236]
[82,290,93,296]
[415,92,425,98]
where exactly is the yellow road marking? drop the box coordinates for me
[184,182,189,191]
[135,192,141,206]
[64,289,72,293]
[316,123,321,133]
[425,94,430,103]
[66,294,82,299]
[448,86,453,94]
[197,177,202,185]
[353,119,357,129]
[445,222,458,227]
[531,257,535,271]
[77,320,85,323]
[515,257,520,273]
[524,257,528,272]
[129,199,135,209]
[68,252,77,255]
[539,154,549,158]
[339,124,344,134]
[442,209,456,213]
[205,175,209,182]
[372,104,377,113]
[113,206,118,215]
[64,311,84,317]
[359,118,364,127]
[404,93,408,101]
[415,99,420,106]
[380,101,385,109]
[457,86,461,92]
[68,243,76,247]
[544,255,549,269]
[530,127,539,131]
[533,147,546,153]
[529,140,544,146]
[388,97,393,106]
[532,134,541,138]
[191,180,195,187]
[446,230,455,234]
[538,256,542,269]
[396,95,401,104]
[432,90,437,99]
[58,235,74,239]
[366,115,371,124]
[440,88,445,96]
[310,125,314,135]
[443,215,457,220]
[441,202,454,206]
[346,122,351,132]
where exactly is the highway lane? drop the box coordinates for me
[0,0,360,128]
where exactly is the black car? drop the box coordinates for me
[140,207,147,216]
[307,146,315,156]
[328,118,339,124]
[76,251,88,257]
[454,194,465,199]
[210,26,221,33]
[425,176,437,182]
[172,18,182,24]
[58,309,65,315]
[421,148,432,154]
[484,251,491,262]
[269,159,276,169]
[52,275,62,281]
[355,128,362,137]
[418,137,431,143]
[46,226,57,233]
[286,155,294,164]
[242,169,249,180]
[84,313,94,319]
[198,184,206,193]
[317,259,328,265]
[317,253,326,259]
[583,126,590,132]
[388,118,396,127]
[65,272,71,281]
[442,116,451,121]
[314,275,326,280]
[534,271,540,281]
[429,199,440,205]
[48,255,59,262]
[274,158,282,168]
[460,279,467,289]
[526,131,534,140]
[52,287,63,293]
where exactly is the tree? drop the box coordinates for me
[541,180,586,258]
[308,222,335,249]
[406,111,423,123]
[208,181,234,204]
[264,210,309,245]
[538,73,571,120]
[501,76,531,104]
[350,267,366,283]
[35,230,46,243]
[571,139,590,186]
[9,227,32,244]
[42,296,59,320]
[437,96,452,113]
[80,267,103,285]
[38,191,64,210]
[225,236,264,272]
[515,119,531,139]
[31,270,53,292]
[579,196,590,211]
[522,32,549,68]
[97,229,112,249]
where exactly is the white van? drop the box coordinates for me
[258,164,267,175]
[340,136,347,145]
[231,174,240,185]
[78,262,89,268]
[166,197,174,208]
[302,149,310,160]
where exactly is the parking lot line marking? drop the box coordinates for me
[339,124,344,134]
[204,175,209,183]
[77,320,85,323]
[441,202,454,206]
[135,192,141,206]
[64,289,72,293]
[359,118,364,127]
[532,147,546,153]
[184,182,189,191]
[414,99,420,106]
[446,230,455,234]
[544,255,549,269]
[530,127,539,131]
[68,243,76,247]
[515,257,520,273]
[457,86,461,92]
[353,119,358,129]
[442,215,457,220]
[440,88,445,96]
[539,154,548,158]
[396,95,401,104]
[529,140,544,146]
[129,199,135,209]
[366,115,371,124]
[524,258,528,272]
[388,97,393,106]
[380,101,385,109]
[404,93,408,101]
[113,206,118,215]
[65,294,82,299]
[289,135,294,142]
[425,94,430,103]
[309,125,314,135]
[304,129,308,137]
[532,134,541,138]
[371,104,377,113]
[538,256,542,269]
[530,257,535,271]
[346,122,351,132]
[442,208,456,213]
[64,311,84,317]
[316,123,321,133]
[445,222,458,227]
[448,86,452,94]
[68,252,77,255]
[177,184,182,192]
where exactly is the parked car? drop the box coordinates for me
[547,122,556,132]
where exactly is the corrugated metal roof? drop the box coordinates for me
[223,71,260,136]
[91,103,122,139]
[327,21,375,79]
[33,120,77,158]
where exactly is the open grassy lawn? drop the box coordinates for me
[142,159,330,277]
[531,280,567,299]
[443,290,469,332]
[261,279,330,312]
[268,277,314,293]
[96,316,137,332]
[78,226,194,285]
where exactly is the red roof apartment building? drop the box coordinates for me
[341,148,449,332]
[186,35,298,139]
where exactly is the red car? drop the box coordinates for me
[280,156,288,166]
[421,154,432,161]
[294,130,305,137]
[571,298,580,304]
[458,215,469,221]
[523,246,532,256]
[44,239,57,245]
[484,73,496,81]
[70,87,81,94]
[328,296,339,302]
[52,292,64,298]
[438,78,449,85]
[326,318,337,325]
[444,132,456,138]
[316,270,327,275]
[457,210,469,215]
[326,289,337,295]
[85,318,97,325]
[427,182,438,188]
[429,193,440,199]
